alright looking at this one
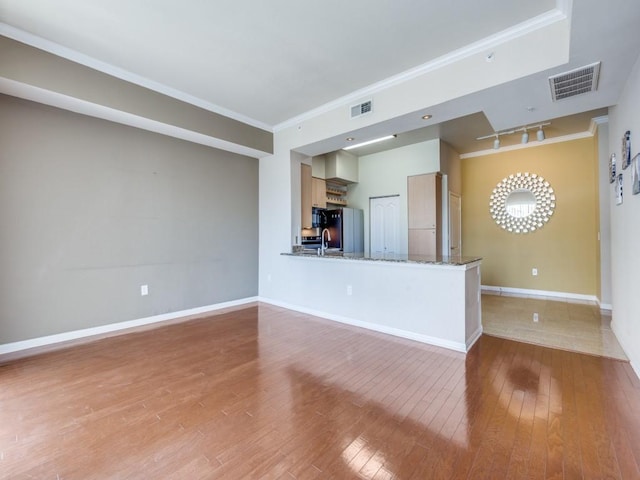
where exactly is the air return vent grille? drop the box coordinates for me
[549,62,601,102]
[350,100,372,118]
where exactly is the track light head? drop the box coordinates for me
[476,122,549,149]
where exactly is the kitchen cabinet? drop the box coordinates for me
[301,164,312,228]
[408,172,442,256]
[301,164,328,227]
[311,177,326,208]
[408,229,437,256]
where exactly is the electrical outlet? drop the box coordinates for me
[347,285,352,296]
[140,285,148,296]
[532,268,538,276]
[533,312,539,322]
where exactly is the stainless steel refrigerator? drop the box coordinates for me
[326,208,364,253]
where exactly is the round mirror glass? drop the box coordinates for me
[505,189,536,218]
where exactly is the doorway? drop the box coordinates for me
[370,195,400,255]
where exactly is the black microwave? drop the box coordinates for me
[312,207,326,228]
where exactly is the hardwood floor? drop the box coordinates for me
[1,304,639,479]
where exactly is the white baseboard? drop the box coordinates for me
[0,296,259,361]
[599,303,613,312]
[611,321,640,381]
[259,297,469,353]
[482,285,598,303]
[466,326,483,351]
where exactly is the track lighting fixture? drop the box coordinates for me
[477,122,550,150]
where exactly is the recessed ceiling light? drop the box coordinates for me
[422,114,432,120]
[346,137,355,141]
[343,135,396,150]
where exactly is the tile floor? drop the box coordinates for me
[481,292,628,360]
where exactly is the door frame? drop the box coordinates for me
[448,192,462,256]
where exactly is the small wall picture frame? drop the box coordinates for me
[616,173,624,205]
[632,153,640,195]
[622,130,631,169]
[609,153,617,183]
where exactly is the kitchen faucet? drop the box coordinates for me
[320,228,331,256]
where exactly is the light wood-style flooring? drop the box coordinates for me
[1,304,639,479]
[482,293,627,360]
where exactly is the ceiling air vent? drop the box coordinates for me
[350,100,372,118]
[548,62,601,102]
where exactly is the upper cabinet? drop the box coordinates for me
[301,164,313,228]
[311,177,326,208]
[408,173,441,229]
[325,150,358,184]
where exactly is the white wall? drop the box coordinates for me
[608,54,640,376]
[311,154,325,178]
[348,140,440,254]
[270,256,480,352]
[597,123,612,308]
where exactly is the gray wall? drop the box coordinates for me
[0,95,258,343]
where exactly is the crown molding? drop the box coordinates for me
[556,0,573,21]
[0,23,273,133]
[589,115,609,134]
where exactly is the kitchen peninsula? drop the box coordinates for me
[279,250,482,353]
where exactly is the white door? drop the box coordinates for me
[370,195,400,255]
[449,192,462,256]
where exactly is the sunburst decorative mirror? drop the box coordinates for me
[489,172,556,233]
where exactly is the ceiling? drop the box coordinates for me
[342,108,609,157]
[1,0,639,154]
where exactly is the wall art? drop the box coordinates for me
[622,130,631,169]
[632,153,640,195]
[489,172,556,234]
[609,153,617,183]
[616,173,623,205]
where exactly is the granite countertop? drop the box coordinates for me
[282,249,481,266]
